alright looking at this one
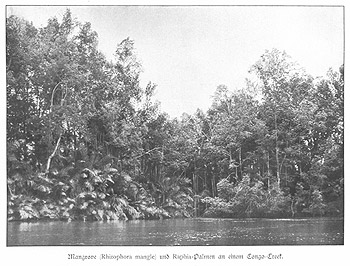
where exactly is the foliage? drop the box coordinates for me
[201,175,290,218]
[7,12,343,222]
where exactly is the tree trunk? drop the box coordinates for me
[291,197,295,217]
[239,147,243,178]
[211,176,216,197]
[45,133,62,175]
[204,165,207,190]
[299,137,302,175]
[46,82,63,176]
[267,151,270,191]
[194,196,197,217]
[274,111,280,188]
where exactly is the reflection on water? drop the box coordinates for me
[7,217,343,246]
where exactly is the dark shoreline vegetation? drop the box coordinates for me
[7,10,343,222]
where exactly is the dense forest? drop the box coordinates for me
[7,10,344,221]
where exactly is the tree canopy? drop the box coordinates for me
[7,11,343,221]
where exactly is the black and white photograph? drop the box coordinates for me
[3,1,347,265]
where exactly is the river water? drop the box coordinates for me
[7,217,343,246]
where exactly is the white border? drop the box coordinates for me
[1,1,348,266]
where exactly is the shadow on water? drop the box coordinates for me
[7,217,344,246]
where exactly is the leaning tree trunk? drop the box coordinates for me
[45,82,66,176]
[45,133,62,175]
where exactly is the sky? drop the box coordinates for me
[6,6,344,118]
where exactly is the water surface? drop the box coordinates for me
[7,217,343,246]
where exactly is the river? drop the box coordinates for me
[7,217,343,246]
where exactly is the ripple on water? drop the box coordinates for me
[7,217,344,246]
